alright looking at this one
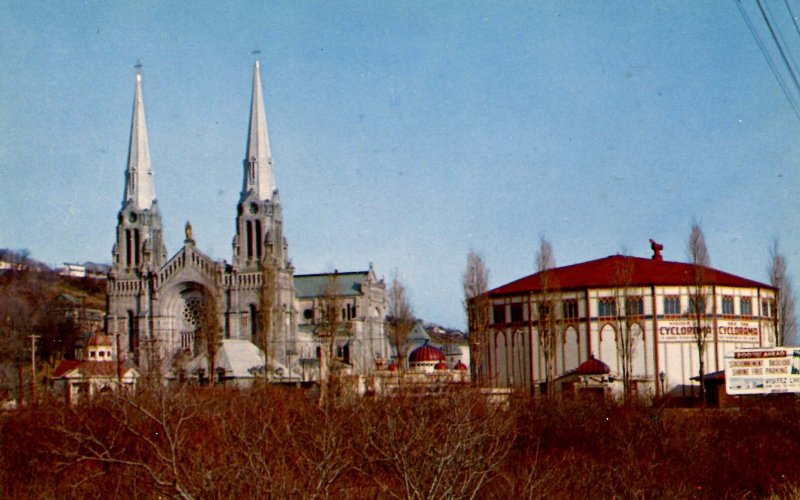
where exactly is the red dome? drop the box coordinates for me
[409,344,446,363]
[454,361,468,371]
[87,334,113,347]
[576,355,610,375]
[387,362,399,372]
[434,361,448,370]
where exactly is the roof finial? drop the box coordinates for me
[250,49,262,67]
[649,239,664,261]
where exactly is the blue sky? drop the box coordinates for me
[2,1,799,329]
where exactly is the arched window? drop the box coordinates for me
[255,220,263,259]
[250,304,258,340]
[134,229,141,266]
[128,310,139,364]
[125,229,133,267]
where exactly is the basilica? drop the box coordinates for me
[105,62,391,383]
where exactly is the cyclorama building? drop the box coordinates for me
[479,244,777,399]
[105,63,390,382]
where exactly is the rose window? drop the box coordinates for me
[182,296,205,328]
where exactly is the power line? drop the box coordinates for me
[735,0,800,121]
[757,0,800,96]
[783,0,800,41]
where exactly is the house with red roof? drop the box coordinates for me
[472,241,777,400]
[51,334,139,404]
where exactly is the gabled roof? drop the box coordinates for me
[52,360,138,379]
[294,271,369,298]
[691,370,726,381]
[489,255,772,297]
[186,339,280,379]
[52,360,82,378]
[216,339,266,378]
[408,321,430,343]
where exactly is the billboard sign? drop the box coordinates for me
[725,347,800,395]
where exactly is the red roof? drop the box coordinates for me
[87,334,113,347]
[53,360,133,378]
[409,344,446,363]
[52,360,82,378]
[434,361,448,370]
[455,361,468,371]
[575,355,611,375]
[489,255,771,297]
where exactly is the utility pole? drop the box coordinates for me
[29,334,40,404]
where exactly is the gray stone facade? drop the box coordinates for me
[106,63,389,381]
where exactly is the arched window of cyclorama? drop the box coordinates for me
[629,322,646,376]
[598,323,618,374]
[494,331,509,386]
[512,330,526,385]
[563,326,580,373]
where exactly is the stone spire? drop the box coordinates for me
[124,66,157,210]
[242,60,275,201]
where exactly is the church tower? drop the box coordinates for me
[233,61,288,271]
[112,66,166,276]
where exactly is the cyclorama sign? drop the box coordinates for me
[658,320,760,343]
[725,347,800,395]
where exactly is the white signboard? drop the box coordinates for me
[725,347,800,395]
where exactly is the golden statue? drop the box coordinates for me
[185,221,193,241]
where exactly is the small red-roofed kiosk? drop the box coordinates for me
[555,355,614,400]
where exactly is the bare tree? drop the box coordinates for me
[0,264,69,403]
[359,388,514,499]
[50,386,205,499]
[315,272,351,404]
[256,257,279,378]
[769,239,797,346]
[612,257,641,402]
[387,272,415,371]
[196,287,223,385]
[687,220,712,403]
[463,251,490,385]
[535,238,560,398]
[535,236,556,272]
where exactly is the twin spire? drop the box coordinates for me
[123,61,275,212]
[243,60,276,201]
[125,67,156,210]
